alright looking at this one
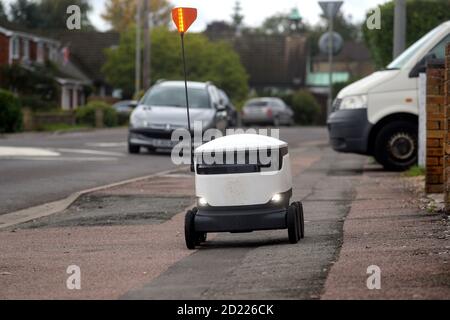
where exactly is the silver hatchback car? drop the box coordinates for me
[242,98,294,127]
[128,81,228,153]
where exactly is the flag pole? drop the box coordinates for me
[180,33,194,172]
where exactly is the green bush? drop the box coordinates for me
[19,95,58,112]
[0,89,22,133]
[76,101,118,128]
[291,90,321,125]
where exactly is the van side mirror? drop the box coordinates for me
[409,53,438,78]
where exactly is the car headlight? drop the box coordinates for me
[130,112,146,128]
[339,95,368,110]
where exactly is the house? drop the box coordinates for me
[307,41,375,93]
[205,26,309,92]
[0,21,91,110]
[46,31,120,99]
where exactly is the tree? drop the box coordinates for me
[0,1,8,21]
[231,1,244,29]
[9,0,93,29]
[102,27,249,101]
[102,0,172,32]
[10,0,41,28]
[363,0,450,68]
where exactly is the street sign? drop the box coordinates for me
[172,7,197,34]
[319,31,343,56]
[319,1,343,19]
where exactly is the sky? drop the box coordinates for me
[2,0,390,31]
[88,0,390,32]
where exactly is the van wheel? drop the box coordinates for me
[287,204,300,244]
[128,143,140,154]
[374,121,417,171]
[185,210,197,250]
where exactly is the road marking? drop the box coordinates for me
[86,142,127,148]
[56,148,125,157]
[3,157,118,162]
[0,147,60,157]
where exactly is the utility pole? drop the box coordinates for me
[327,15,334,116]
[135,0,142,98]
[319,1,342,116]
[393,0,406,58]
[143,0,151,90]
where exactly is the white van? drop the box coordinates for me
[328,21,450,171]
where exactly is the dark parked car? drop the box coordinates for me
[112,100,138,115]
[218,89,238,127]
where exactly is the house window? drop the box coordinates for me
[37,42,44,63]
[22,39,30,61]
[11,37,20,59]
[49,45,58,61]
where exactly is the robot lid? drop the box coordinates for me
[195,134,288,154]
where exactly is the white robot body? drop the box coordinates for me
[195,134,292,207]
[184,134,304,249]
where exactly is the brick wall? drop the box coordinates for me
[445,44,450,213]
[426,63,446,194]
[0,33,9,65]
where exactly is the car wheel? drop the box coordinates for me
[374,121,418,171]
[128,143,140,154]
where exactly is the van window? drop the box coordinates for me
[428,34,450,59]
[387,24,446,70]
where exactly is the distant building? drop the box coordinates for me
[205,26,309,93]
[307,41,375,94]
[205,23,373,95]
[0,21,91,110]
[46,31,120,99]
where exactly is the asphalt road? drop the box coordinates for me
[0,127,327,215]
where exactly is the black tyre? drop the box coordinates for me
[185,210,197,250]
[287,204,300,244]
[294,202,305,239]
[374,121,418,171]
[128,143,140,154]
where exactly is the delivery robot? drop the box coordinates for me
[184,133,304,249]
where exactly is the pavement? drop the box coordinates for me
[0,127,448,300]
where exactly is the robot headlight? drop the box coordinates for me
[198,197,208,206]
[271,194,283,203]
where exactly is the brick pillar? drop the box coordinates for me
[444,44,450,213]
[426,62,446,194]
[22,108,34,132]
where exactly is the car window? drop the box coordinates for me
[208,86,220,105]
[246,100,269,108]
[387,24,446,69]
[142,86,210,109]
[429,33,450,59]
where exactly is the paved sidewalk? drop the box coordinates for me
[322,165,450,300]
